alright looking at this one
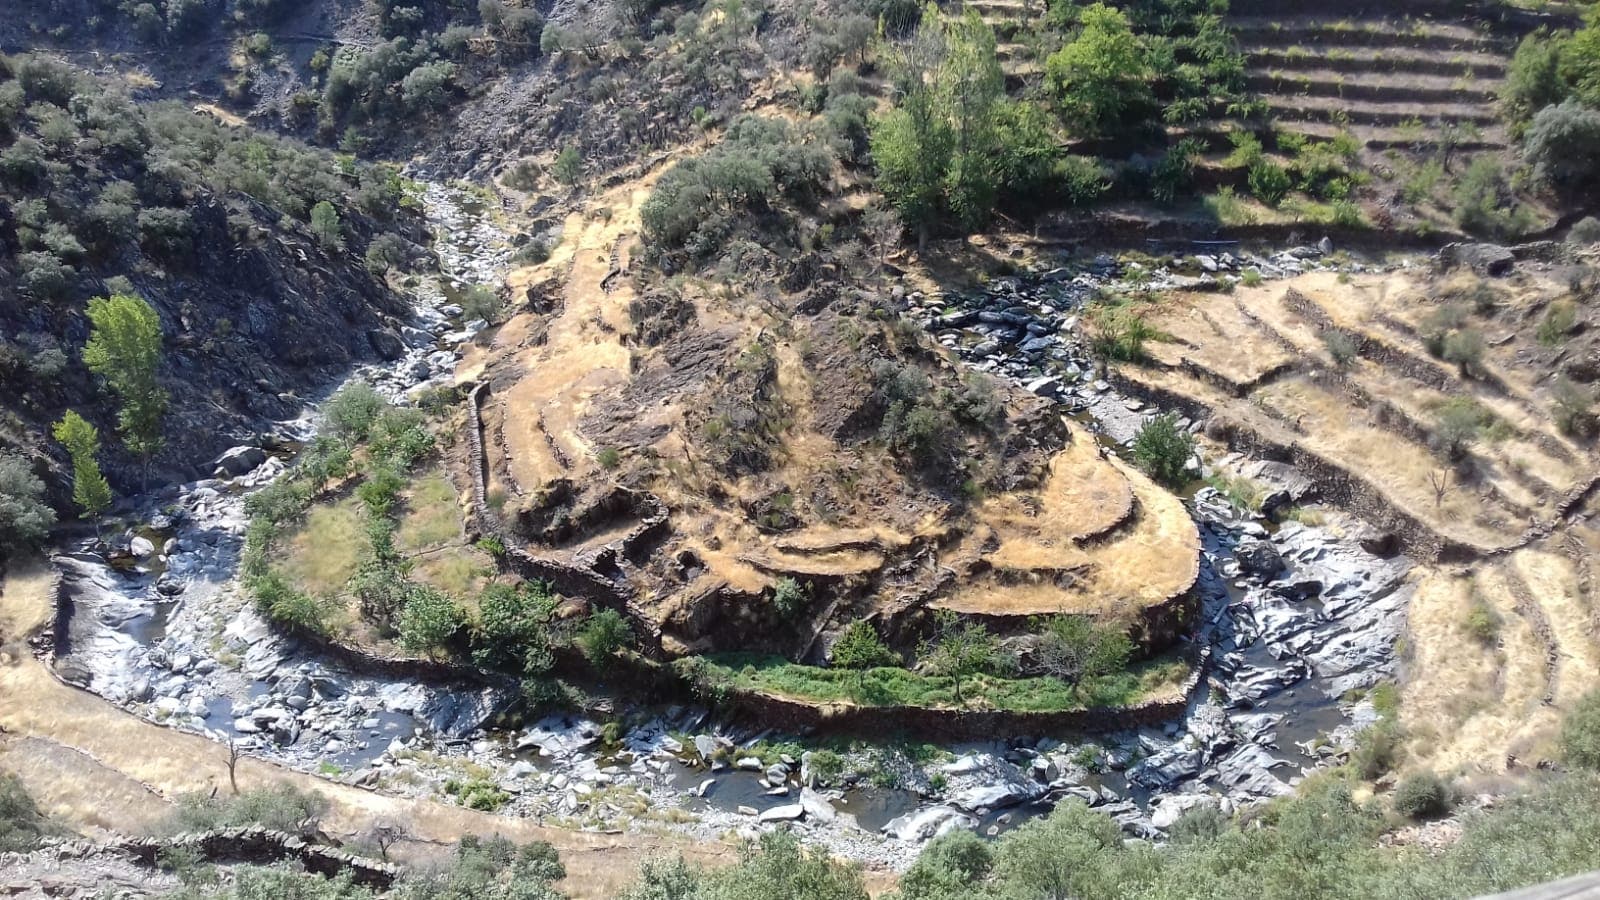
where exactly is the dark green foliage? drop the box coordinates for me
[0,772,48,852]
[772,576,811,620]
[1131,413,1194,487]
[1247,159,1292,206]
[1392,771,1454,819]
[395,835,565,899]
[641,115,833,255]
[324,381,386,444]
[310,200,344,250]
[696,830,868,900]
[1045,3,1154,138]
[472,581,559,675]
[920,610,1003,704]
[897,829,993,899]
[459,284,503,323]
[576,607,633,663]
[873,9,1058,240]
[397,585,466,655]
[165,784,328,838]
[1454,156,1534,239]
[831,619,898,683]
[1504,31,1570,131]
[1150,137,1203,203]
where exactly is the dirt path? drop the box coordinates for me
[0,557,734,897]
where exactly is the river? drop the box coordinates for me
[47,197,1415,869]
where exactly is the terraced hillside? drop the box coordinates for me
[453,164,1201,662]
[1230,14,1515,152]
[1124,264,1598,559]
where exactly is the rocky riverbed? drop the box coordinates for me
[47,228,1418,871]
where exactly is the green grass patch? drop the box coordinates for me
[280,497,365,596]
[395,469,461,552]
[697,653,1190,712]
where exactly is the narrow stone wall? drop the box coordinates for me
[107,828,397,888]
[465,382,665,656]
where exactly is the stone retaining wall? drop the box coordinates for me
[1105,370,1489,562]
[108,828,396,888]
[465,382,665,656]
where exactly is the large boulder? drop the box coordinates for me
[212,445,268,478]
[1235,538,1286,579]
[366,328,407,361]
[1439,242,1514,277]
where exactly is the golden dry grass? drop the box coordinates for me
[1401,563,1562,774]
[1143,293,1296,385]
[980,424,1134,570]
[936,453,1198,617]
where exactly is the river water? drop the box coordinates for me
[47,199,1414,868]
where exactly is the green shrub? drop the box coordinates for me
[325,381,386,443]
[1503,31,1569,130]
[165,785,328,838]
[1131,414,1195,488]
[1562,689,1600,770]
[1087,305,1156,362]
[1321,330,1357,367]
[443,777,510,812]
[1351,719,1404,779]
[1393,771,1455,819]
[900,829,994,898]
[1247,159,1292,206]
[1463,591,1502,645]
[1538,299,1578,346]
[576,608,633,663]
[772,577,810,620]
[0,773,48,851]
[1525,100,1600,188]
[805,749,845,785]
[459,284,502,323]
[472,581,559,675]
[0,454,55,560]
[1552,376,1597,438]
[397,585,466,655]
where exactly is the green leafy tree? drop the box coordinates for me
[831,619,898,688]
[52,411,112,520]
[309,200,344,250]
[1504,30,1570,132]
[871,6,1050,243]
[1044,3,1154,137]
[552,146,583,186]
[473,581,559,675]
[920,609,1001,705]
[1131,413,1195,487]
[324,381,386,444]
[82,293,167,486]
[397,585,466,655]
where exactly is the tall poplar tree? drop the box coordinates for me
[83,293,167,487]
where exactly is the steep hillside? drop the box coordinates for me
[0,54,431,506]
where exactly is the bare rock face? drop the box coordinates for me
[1438,242,1515,277]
